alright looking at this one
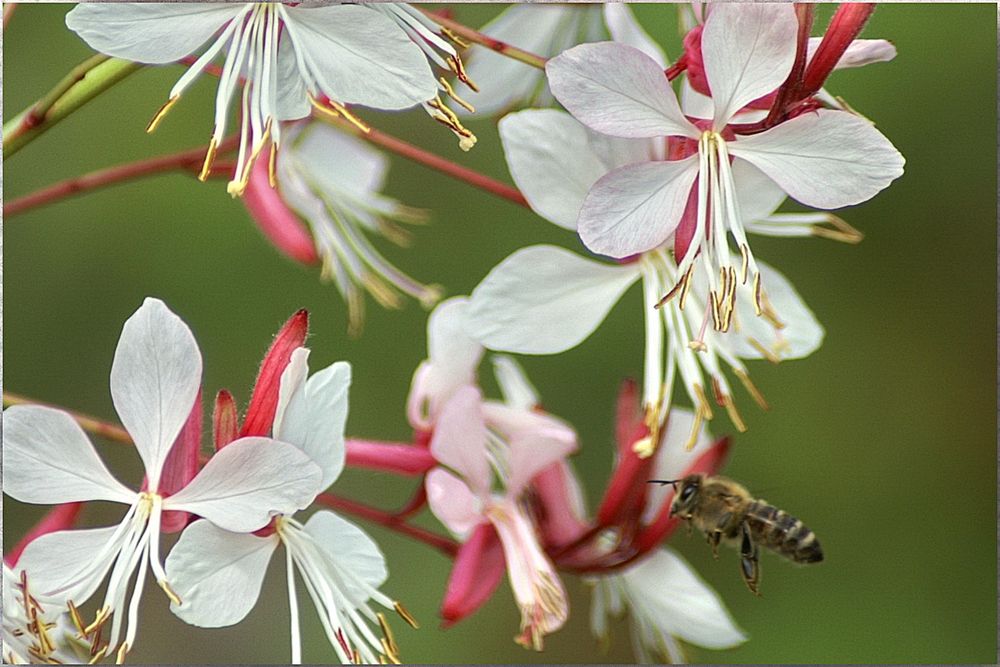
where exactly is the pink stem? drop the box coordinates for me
[315,492,458,556]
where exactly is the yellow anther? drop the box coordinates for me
[268,142,278,188]
[438,76,475,113]
[692,383,714,420]
[115,642,129,665]
[752,273,763,316]
[67,600,87,636]
[157,579,182,606]
[311,97,372,134]
[363,273,402,310]
[418,284,445,310]
[380,638,401,664]
[427,97,477,151]
[89,646,109,664]
[684,406,704,451]
[678,265,694,310]
[811,214,864,244]
[83,607,111,637]
[146,96,179,133]
[440,27,471,49]
[198,137,219,183]
[688,338,708,352]
[747,337,782,364]
[734,368,769,411]
[394,601,419,629]
[739,244,750,284]
[377,613,399,655]
[721,394,747,432]
[632,435,655,459]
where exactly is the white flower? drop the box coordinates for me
[463,4,664,116]
[66,2,441,195]
[590,548,746,663]
[2,298,323,657]
[166,348,410,664]
[546,4,904,329]
[265,121,441,334]
[466,110,823,450]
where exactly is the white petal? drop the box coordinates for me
[732,159,786,222]
[166,520,278,627]
[579,158,699,258]
[65,3,241,64]
[729,109,905,209]
[16,526,127,604]
[282,5,436,109]
[729,260,824,360]
[466,245,641,354]
[288,122,389,198]
[623,548,746,649]
[429,386,491,496]
[602,4,667,67]
[463,5,593,117]
[425,468,484,539]
[274,351,351,490]
[2,405,133,505]
[499,109,652,230]
[547,42,696,139]
[110,298,202,488]
[428,297,483,385]
[701,4,798,126]
[275,37,312,121]
[806,37,897,70]
[304,511,388,593]
[167,437,322,532]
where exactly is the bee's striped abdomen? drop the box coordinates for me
[745,500,823,564]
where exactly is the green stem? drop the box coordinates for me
[4,57,142,159]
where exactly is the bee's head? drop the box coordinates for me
[666,474,703,517]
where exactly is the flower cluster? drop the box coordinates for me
[5,2,907,664]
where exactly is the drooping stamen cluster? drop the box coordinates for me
[275,516,417,665]
[639,249,772,454]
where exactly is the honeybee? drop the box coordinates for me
[650,474,823,595]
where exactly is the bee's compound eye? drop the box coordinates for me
[680,484,697,502]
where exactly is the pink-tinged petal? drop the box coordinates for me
[701,4,798,126]
[425,468,485,539]
[408,297,484,430]
[806,37,896,70]
[166,437,322,532]
[244,158,319,265]
[3,405,133,505]
[595,429,655,526]
[481,403,577,496]
[65,3,242,64]
[5,503,83,566]
[729,109,904,209]
[241,309,309,438]
[615,378,644,455]
[547,42,696,139]
[345,440,436,476]
[579,158,699,258]
[440,523,505,626]
[673,180,700,262]
[213,389,240,450]
[428,387,491,496]
[111,297,202,489]
[159,390,203,533]
[467,245,641,355]
[491,356,539,412]
[165,519,278,628]
[533,462,589,547]
[602,4,667,67]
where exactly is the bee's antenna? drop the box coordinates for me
[648,479,679,488]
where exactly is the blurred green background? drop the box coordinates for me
[3,3,996,664]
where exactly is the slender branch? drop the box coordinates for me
[3,392,132,445]
[4,139,238,217]
[319,114,529,209]
[4,57,142,159]
[315,492,458,556]
[418,8,548,70]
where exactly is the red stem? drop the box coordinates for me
[315,492,458,556]
[346,440,436,476]
[5,137,238,217]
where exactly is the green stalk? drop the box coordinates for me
[4,56,142,159]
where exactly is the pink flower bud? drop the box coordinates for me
[243,158,319,265]
[241,309,309,437]
[440,523,505,626]
[213,389,240,450]
[159,390,203,533]
[5,502,83,566]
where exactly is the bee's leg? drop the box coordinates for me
[708,512,732,559]
[739,521,762,597]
